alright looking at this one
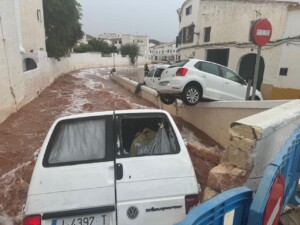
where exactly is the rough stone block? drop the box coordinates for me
[226,145,253,170]
[202,186,219,202]
[230,123,262,140]
[228,136,256,152]
[207,164,248,192]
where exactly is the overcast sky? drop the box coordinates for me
[77,0,184,42]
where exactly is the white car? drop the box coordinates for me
[143,65,169,89]
[156,59,263,106]
[23,109,199,225]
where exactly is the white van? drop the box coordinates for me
[23,109,199,225]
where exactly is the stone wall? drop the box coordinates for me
[203,100,300,200]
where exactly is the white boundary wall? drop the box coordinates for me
[112,74,290,146]
[112,73,300,196]
[0,52,147,124]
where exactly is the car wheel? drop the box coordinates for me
[182,85,201,106]
[160,94,176,105]
[248,96,261,101]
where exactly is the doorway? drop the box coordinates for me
[239,54,265,90]
[206,49,229,67]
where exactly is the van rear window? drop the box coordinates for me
[44,117,111,166]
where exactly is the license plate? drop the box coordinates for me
[51,214,108,225]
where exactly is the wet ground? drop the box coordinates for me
[0,67,222,225]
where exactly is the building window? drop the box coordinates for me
[204,27,211,42]
[249,20,257,42]
[37,9,42,23]
[186,5,192,15]
[182,24,195,44]
[279,68,288,76]
[23,58,38,72]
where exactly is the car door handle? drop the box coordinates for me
[158,78,161,80]
[115,163,123,180]
[224,82,229,84]
[201,75,207,78]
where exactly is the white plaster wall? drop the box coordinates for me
[276,8,300,89]
[229,47,283,86]
[0,0,25,122]
[178,0,200,50]
[197,1,287,44]
[20,53,147,109]
[19,0,46,52]
[180,0,199,28]
[239,100,300,190]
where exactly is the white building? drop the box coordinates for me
[177,0,300,99]
[149,42,177,62]
[98,33,150,59]
[77,33,95,45]
[0,0,47,122]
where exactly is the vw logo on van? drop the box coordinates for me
[127,206,139,219]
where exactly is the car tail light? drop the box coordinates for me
[176,68,188,76]
[185,194,199,214]
[23,215,41,225]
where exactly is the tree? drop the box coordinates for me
[43,0,83,59]
[120,43,140,65]
[73,44,93,53]
[149,39,161,45]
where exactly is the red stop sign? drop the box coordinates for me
[252,19,272,46]
[262,174,285,225]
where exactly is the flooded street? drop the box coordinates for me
[0,68,221,225]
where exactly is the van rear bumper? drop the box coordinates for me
[42,205,115,219]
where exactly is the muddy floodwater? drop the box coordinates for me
[0,67,222,225]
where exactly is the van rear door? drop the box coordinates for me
[25,113,117,225]
[114,111,198,225]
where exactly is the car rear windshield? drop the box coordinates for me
[168,60,189,68]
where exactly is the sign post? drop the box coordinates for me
[251,46,261,100]
[250,19,272,100]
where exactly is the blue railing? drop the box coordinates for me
[175,187,252,225]
[176,126,300,225]
[248,126,300,225]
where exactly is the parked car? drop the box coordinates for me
[156,59,263,106]
[23,109,199,225]
[143,65,169,89]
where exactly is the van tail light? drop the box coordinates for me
[23,215,41,225]
[185,194,199,214]
[176,68,188,76]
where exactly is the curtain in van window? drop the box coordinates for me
[136,127,174,155]
[48,119,106,164]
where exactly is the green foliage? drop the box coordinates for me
[120,43,140,65]
[73,39,117,54]
[43,0,83,59]
[149,39,161,45]
[88,39,117,54]
[73,44,93,53]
